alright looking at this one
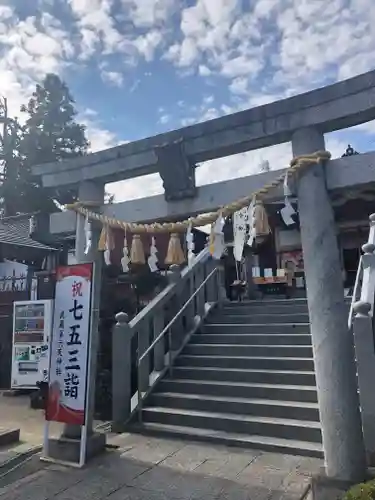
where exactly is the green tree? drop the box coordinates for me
[18,73,90,213]
[0,74,114,217]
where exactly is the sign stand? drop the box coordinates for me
[41,263,94,468]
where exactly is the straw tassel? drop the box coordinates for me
[165,233,185,266]
[130,234,146,264]
[254,200,270,240]
[98,226,107,251]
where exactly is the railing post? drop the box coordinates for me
[352,300,375,464]
[167,265,184,351]
[112,312,132,432]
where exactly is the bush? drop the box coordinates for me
[344,479,375,500]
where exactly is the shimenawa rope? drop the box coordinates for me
[65,151,331,234]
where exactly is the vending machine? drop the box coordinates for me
[11,300,53,389]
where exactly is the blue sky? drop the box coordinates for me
[1,0,375,201]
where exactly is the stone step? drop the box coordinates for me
[223,299,308,306]
[157,379,318,403]
[169,366,316,386]
[129,422,323,458]
[175,355,315,371]
[148,392,320,421]
[208,313,310,324]
[182,343,314,358]
[202,324,311,334]
[190,333,312,346]
[221,304,309,315]
[141,407,322,443]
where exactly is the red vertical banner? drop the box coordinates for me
[46,264,93,425]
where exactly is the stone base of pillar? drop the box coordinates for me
[47,432,106,464]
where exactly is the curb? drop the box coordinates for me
[0,445,42,478]
[0,429,20,448]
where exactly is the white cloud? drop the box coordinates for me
[133,30,163,61]
[119,0,177,28]
[0,9,75,119]
[79,108,121,152]
[68,0,125,58]
[0,3,120,159]
[106,173,163,203]
[159,114,171,125]
[100,69,124,87]
[229,77,248,95]
[85,123,119,152]
[198,65,211,76]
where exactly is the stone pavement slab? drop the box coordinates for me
[0,433,323,500]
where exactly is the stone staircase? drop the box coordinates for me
[131,298,323,457]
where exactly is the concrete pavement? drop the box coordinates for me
[0,433,323,500]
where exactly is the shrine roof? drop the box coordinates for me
[0,214,56,251]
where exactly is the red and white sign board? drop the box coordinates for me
[46,263,93,426]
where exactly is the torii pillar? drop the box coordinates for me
[292,128,366,481]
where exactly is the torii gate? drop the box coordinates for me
[33,69,375,479]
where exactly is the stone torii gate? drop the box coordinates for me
[33,69,375,480]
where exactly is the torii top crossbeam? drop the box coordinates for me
[32,69,375,200]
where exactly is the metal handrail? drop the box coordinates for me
[129,247,210,332]
[139,265,218,364]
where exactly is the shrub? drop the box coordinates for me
[344,479,375,500]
